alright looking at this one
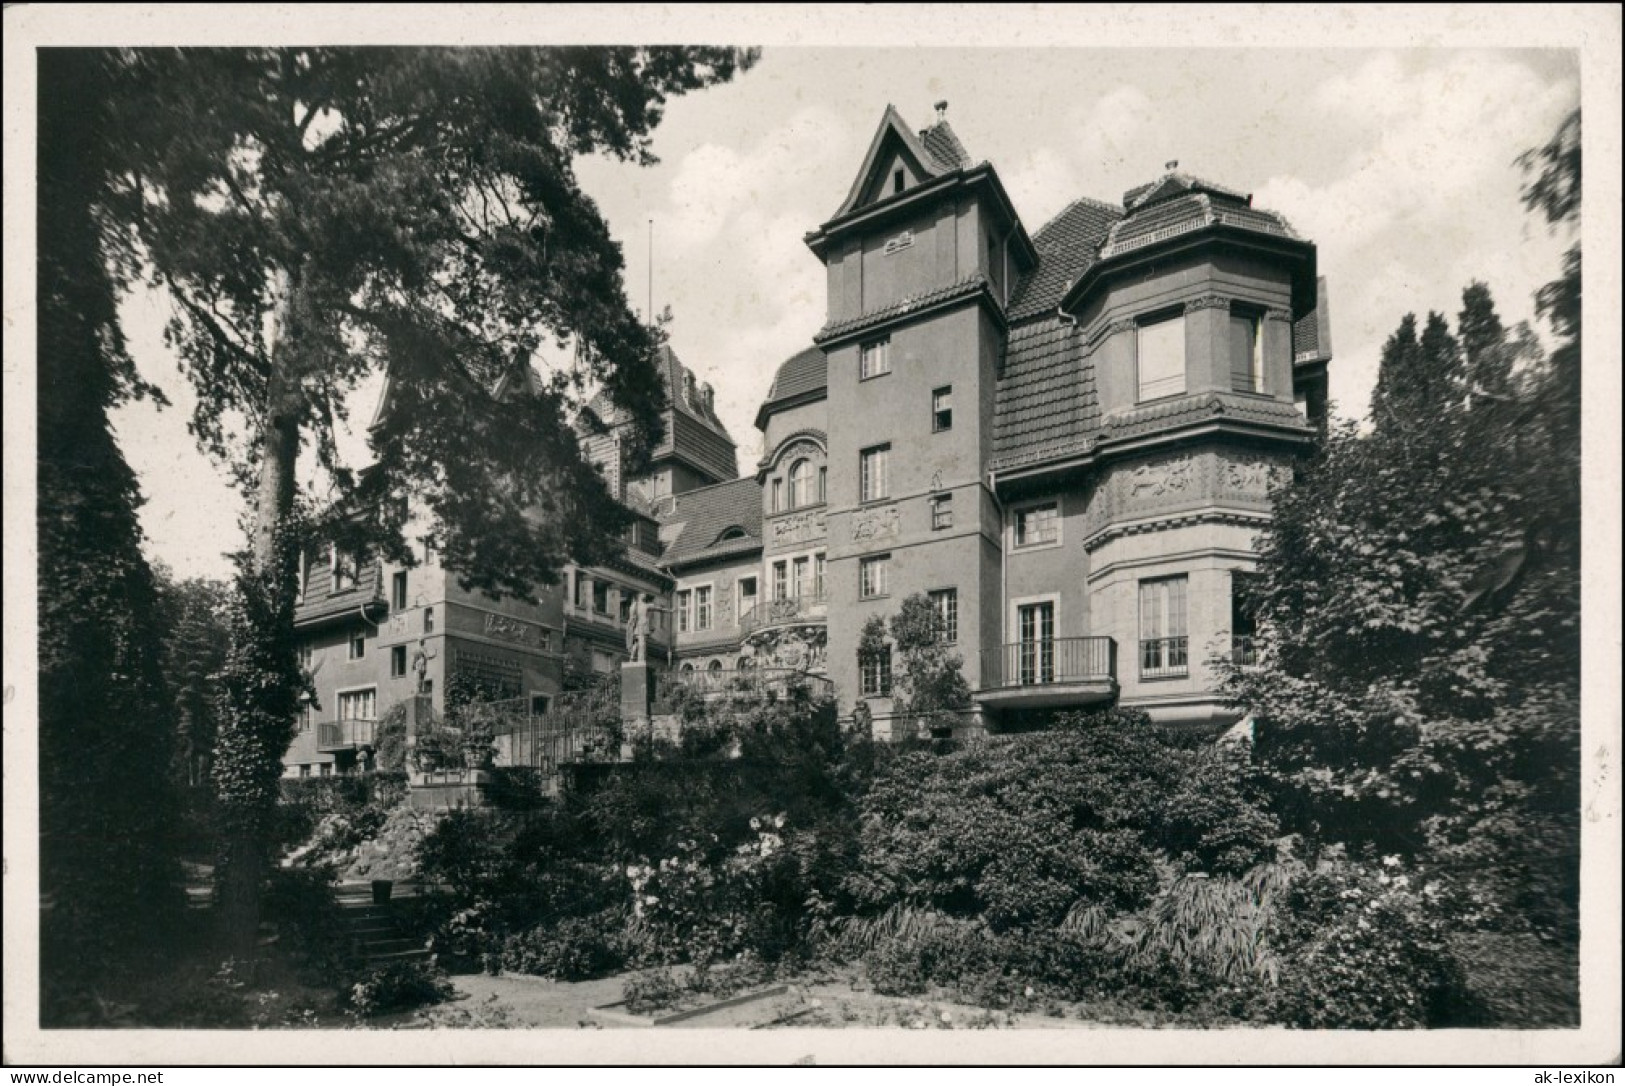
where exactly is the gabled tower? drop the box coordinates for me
[805,103,1037,722]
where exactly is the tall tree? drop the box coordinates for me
[36,48,184,1018]
[889,593,972,723]
[153,569,233,787]
[105,46,756,949]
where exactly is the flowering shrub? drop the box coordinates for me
[1265,860,1475,1028]
[341,960,455,1019]
[496,908,630,981]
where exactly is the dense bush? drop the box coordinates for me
[261,865,354,977]
[846,709,1277,930]
[496,908,631,981]
[1264,861,1475,1029]
[341,959,455,1019]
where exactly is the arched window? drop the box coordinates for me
[788,459,812,509]
[737,656,753,670]
[718,526,747,542]
[708,659,724,672]
[680,662,695,673]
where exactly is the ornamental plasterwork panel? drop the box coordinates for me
[770,510,827,548]
[1218,453,1290,500]
[1183,293,1231,312]
[1265,307,1293,323]
[851,504,901,543]
[774,439,824,469]
[745,624,828,672]
[484,613,534,645]
[1084,451,1219,536]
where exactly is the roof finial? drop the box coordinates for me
[934,99,948,122]
[1165,159,1179,171]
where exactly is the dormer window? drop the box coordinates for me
[1137,313,1186,401]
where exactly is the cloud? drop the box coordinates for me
[1252,51,1576,420]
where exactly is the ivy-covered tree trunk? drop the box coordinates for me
[37,48,184,1016]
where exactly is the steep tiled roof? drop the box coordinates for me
[660,476,765,568]
[764,346,828,403]
[814,273,991,344]
[992,318,1097,470]
[918,120,973,172]
[1099,192,1299,261]
[1096,392,1312,444]
[1123,172,1252,212]
[1007,198,1123,321]
[587,344,738,482]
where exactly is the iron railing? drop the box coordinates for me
[665,666,835,701]
[1230,636,1259,668]
[1139,636,1189,679]
[738,590,828,636]
[316,717,378,751]
[981,637,1117,689]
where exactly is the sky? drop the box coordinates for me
[103,43,1581,582]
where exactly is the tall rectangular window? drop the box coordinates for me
[860,444,890,503]
[1231,571,1260,667]
[859,337,891,380]
[1014,502,1059,548]
[814,553,826,597]
[930,493,953,530]
[860,646,893,697]
[338,688,376,721]
[1139,576,1189,678]
[771,478,783,514]
[1137,314,1186,400]
[391,571,408,611]
[792,557,809,598]
[1017,601,1055,684]
[390,644,407,678]
[772,561,788,601]
[932,386,953,431]
[738,576,758,620]
[348,631,366,660]
[818,466,827,504]
[573,572,587,609]
[677,590,692,634]
[1230,311,1265,393]
[592,580,609,615]
[423,606,434,633]
[859,554,890,600]
[695,586,713,631]
[929,588,959,643]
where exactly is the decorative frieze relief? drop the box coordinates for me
[1126,456,1195,500]
[771,509,827,547]
[774,440,823,468]
[851,504,901,543]
[1265,306,1293,323]
[883,230,914,256]
[484,613,533,644]
[1220,455,1289,497]
[1183,293,1232,312]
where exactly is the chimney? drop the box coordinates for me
[934,99,948,123]
[701,383,715,414]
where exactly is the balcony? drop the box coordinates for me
[1139,636,1189,680]
[739,591,827,637]
[316,717,378,752]
[976,637,1117,710]
[1230,635,1259,669]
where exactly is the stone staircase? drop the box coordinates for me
[335,884,430,965]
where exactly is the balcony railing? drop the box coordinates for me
[1139,636,1189,679]
[316,717,378,752]
[664,666,835,703]
[1230,635,1259,668]
[738,591,828,637]
[980,637,1117,689]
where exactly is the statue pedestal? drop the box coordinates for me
[621,661,653,721]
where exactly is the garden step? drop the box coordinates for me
[358,938,422,955]
[365,947,433,964]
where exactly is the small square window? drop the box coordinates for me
[930,493,953,530]
[859,555,890,600]
[348,631,366,660]
[390,644,407,678]
[530,694,551,716]
[859,338,891,380]
[932,386,953,432]
[1014,503,1060,548]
